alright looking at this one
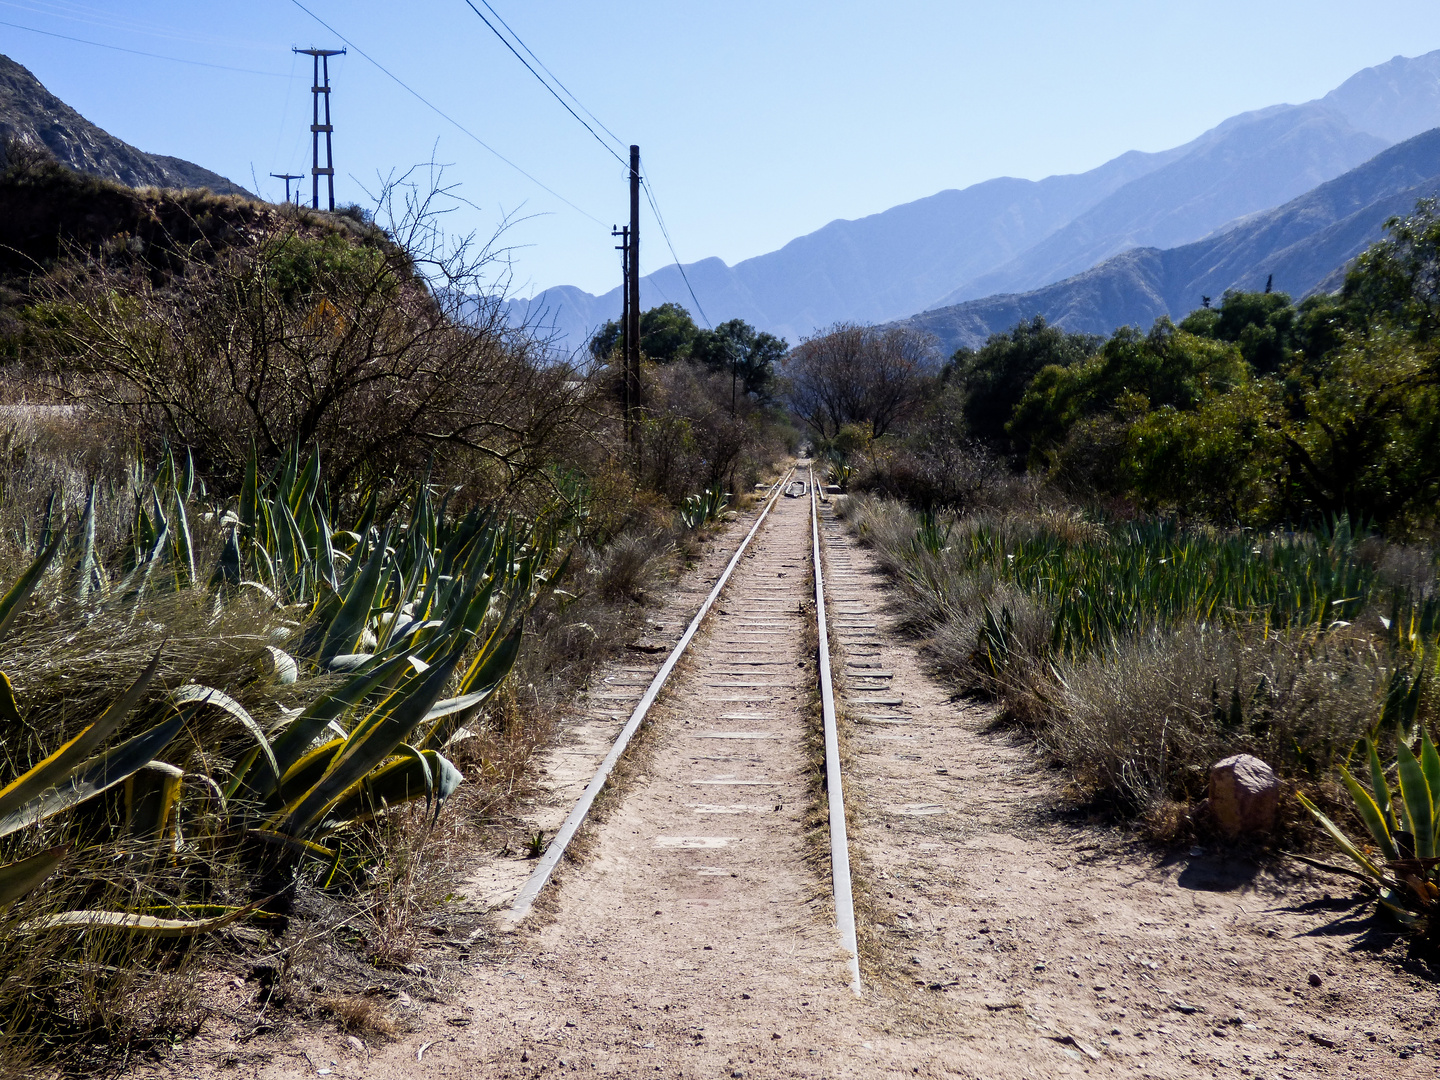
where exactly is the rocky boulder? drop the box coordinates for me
[1209,754,1280,836]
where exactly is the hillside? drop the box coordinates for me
[0,53,251,197]
[900,127,1440,353]
[508,49,1440,350]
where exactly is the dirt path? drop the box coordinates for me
[161,480,1437,1080]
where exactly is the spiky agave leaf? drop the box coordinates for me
[0,846,68,908]
[0,530,66,642]
[0,650,163,821]
[0,714,185,839]
[1396,737,1435,860]
[275,651,462,838]
[318,747,462,832]
[20,899,260,937]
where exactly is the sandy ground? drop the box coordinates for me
[154,480,1439,1080]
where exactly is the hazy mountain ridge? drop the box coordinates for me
[899,128,1440,353]
[509,49,1440,353]
[931,104,1389,305]
[508,151,1192,351]
[0,54,252,197]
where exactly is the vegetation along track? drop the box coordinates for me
[177,461,1439,1080]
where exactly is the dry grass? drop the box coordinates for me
[1048,622,1386,814]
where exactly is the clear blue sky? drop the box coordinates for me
[3,1,1439,301]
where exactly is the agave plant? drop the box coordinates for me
[679,485,730,530]
[0,443,569,932]
[1297,726,1440,930]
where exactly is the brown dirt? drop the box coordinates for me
[148,474,1438,1080]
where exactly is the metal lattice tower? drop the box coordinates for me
[293,47,345,211]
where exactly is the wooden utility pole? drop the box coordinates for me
[626,144,641,442]
[612,223,631,435]
[294,47,345,211]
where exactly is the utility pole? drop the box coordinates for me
[270,172,303,205]
[293,47,345,211]
[612,224,631,436]
[626,145,641,443]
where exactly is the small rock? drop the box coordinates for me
[1209,754,1280,836]
[1308,972,1323,988]
[520,1049,529,1062]
[772,1032,782,1040]
[1172,1001,1198,1014]
[346,1035,365,1053]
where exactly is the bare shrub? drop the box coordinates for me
[595,533,676,605]
[638,361,779,502]
[27,167,589,500]
[785,323,938,439]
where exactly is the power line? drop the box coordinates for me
[0,17,289,75]
[470,0,626,150]
[288,0,606,226]
[458,0,627,169]
[2,0,280,52]
[640,166,710,328]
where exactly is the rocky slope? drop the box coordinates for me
[0,53,252,197]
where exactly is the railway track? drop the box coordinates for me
[499,459,865,995]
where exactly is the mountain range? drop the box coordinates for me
[506,49,1440,353]
[0,54,251,197]
[903,127,1440,352]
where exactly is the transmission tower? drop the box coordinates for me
[293,47,345,211]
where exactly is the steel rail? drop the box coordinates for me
[811,466,862,996]
[499,466,795,930]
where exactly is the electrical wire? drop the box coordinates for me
[0,17,289,75]
[640,166,711,328]
[452,6,710,327]
[1,0,279,52]
[470,0,626,151]
[288,0,605,226]
[458,0,627,169]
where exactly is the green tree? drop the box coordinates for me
[690,318,787,401]
[588,301,703,363]
[1122,380,1285,524]
[947,315,1099,451]
[1342,196,1440,342]
[1179,289,1297,373]
[1008,319,1246,461]
[1281,332,1440,529]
